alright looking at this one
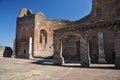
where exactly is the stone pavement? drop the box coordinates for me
[0,58,120,80]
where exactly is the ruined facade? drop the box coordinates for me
[16,8,69,58]
[16,0,120,68]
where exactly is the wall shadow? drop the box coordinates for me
[30,59,56,66]
[30,59,120,70]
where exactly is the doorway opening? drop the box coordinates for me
[62,35,81,63]
[89,31,115,64]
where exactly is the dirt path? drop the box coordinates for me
[0,58,120,80]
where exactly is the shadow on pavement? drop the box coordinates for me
[30,59,120,70]
[89,65,116,70]
[30,59,55,66]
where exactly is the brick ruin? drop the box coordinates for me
[0,46,13,57]
[16,10,69,58]
[15,0,120,68]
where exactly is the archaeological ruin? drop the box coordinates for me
[15,0,120,68]
[0,46,13,58]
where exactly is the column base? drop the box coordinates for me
[98,54,106,63]
[27,53,33,59]
[54,57,64,65]
[81,61,90,68]
[11,53,16,58]
[81,57,90,68]
[98,57,106,63]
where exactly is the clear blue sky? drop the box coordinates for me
[0,0,92,48]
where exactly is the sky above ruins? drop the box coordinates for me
[0,0,92,48]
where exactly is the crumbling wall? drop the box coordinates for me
[77,0,120,24]
[0,46,13,57]
[16,8,35,58]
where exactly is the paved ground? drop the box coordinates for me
[0,58,120,80]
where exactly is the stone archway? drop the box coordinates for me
[61,34,81,62]
[87,29,116,64]
[54,32,90,67]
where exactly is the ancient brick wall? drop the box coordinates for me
[16,8,35,58]
[77,0,120,24]
[33,17,69,57]
[53,19,120,67]
[16,1,120,68]
[104,32,115,63]
[16,8,70,58]
[33,13,54,57]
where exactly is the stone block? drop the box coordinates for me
[0,46,13,57]
[53,56,64,65]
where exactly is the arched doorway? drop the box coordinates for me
[61,35,81,63]
[54,32,90,67]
